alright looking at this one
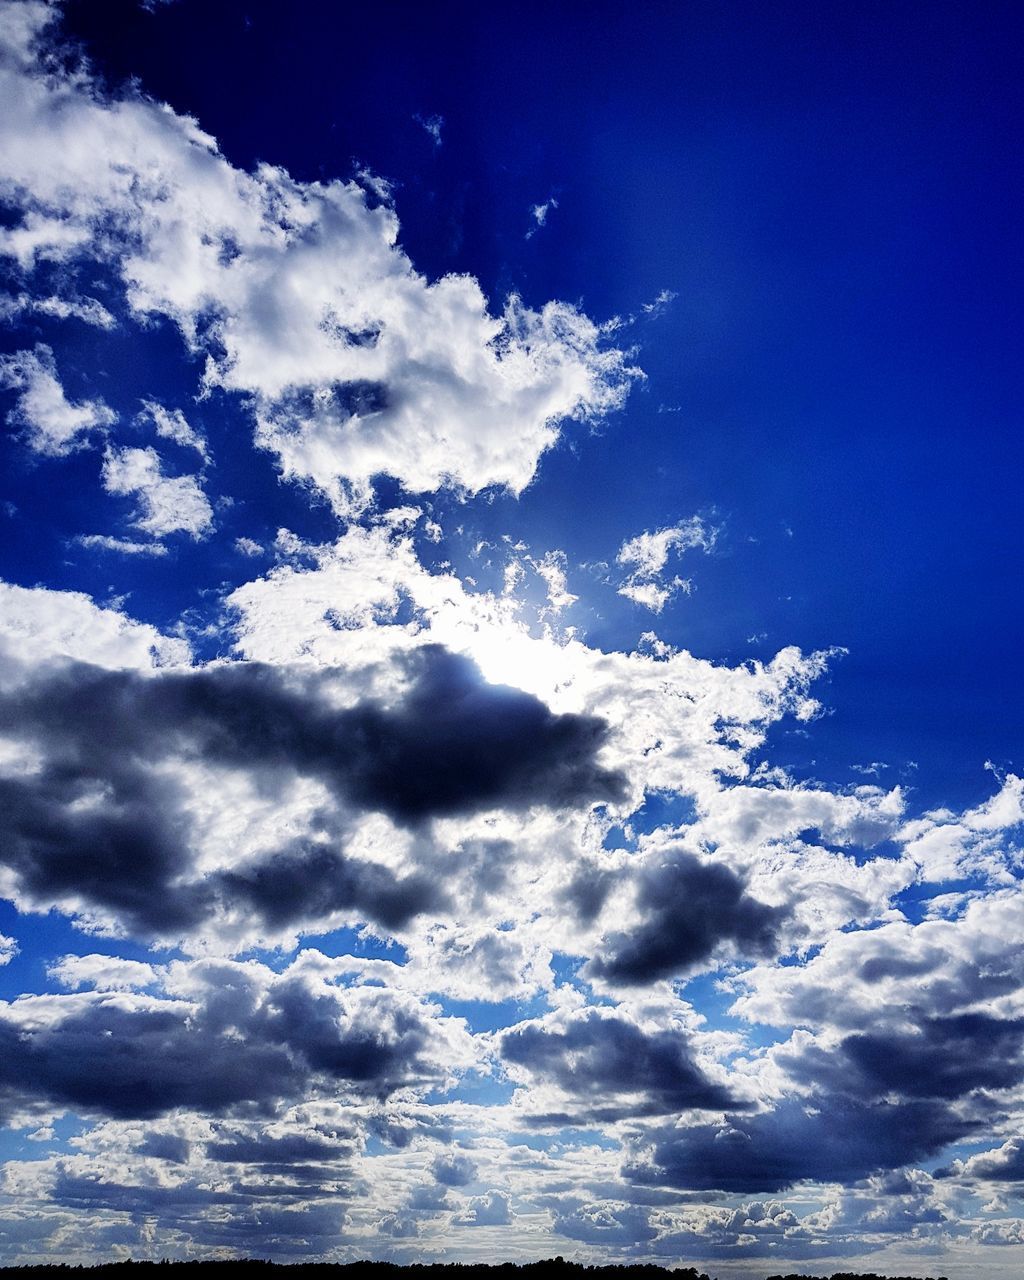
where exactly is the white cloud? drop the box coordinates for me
[729,887,1024,1033]
[49,954,157,992]
[899,773,1024,885]
[0,211,90,270]
[0,933,18,966]
[641,288,677,316]
[0,292,115,328]
[0,344,116,455]
[526,197,558,239]
[0,15,638,512]
[136,400,208,460]
[101,445,213,539]
[617,577,691,613]
[0,580,189,675]
[414,113,444,146]
[616,517,717,612]
[454,1191,512,1227]
[618,517,716,577]
[76,533,169,556]
[534,549,578,614]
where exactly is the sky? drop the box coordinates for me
[0,0,1022,1272]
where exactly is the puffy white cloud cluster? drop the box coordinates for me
[0,1,638,514]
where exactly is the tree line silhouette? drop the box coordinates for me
[0,1261,950,1280]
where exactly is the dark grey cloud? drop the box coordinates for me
[409,1183,454,1211]
[0,645,623,939]
[584,848,783,985]
[628,1012,1024,1193]
[779,1014,1024,1103]
[216,838,441,933]
[628,1095,973,1193]
[377,1212,421,1238]
[205,1130,355,1166]
[0,966,460,1121]
[50,1165,350,1254]
[499,1008,741,1122]
[0,1000,299,1120]
[136,1132,192,1164]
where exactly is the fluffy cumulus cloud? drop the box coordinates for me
[0,2,1022,1272]
[0,3,638,513]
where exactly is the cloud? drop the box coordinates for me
[616,518,717,612]
[0,953,475,1121]
[225,524,832,803]
[431,1152,477,1186]
[729,889,1024,1033]
[500,1005,740,1123]
[0,211,90,270]
[552,1201,657,1244]
[204,1129,355,1167]
[0,934,18,966]
[454,1190,512,1226]
[75,534,170,556]
[0,15,638,511]
[0,291,115,328]
[0,581,189,672]
[48,955,158,992]
[641,289,677,316]
[938,1137,1024,1182]
[0,645,622,939]
[534,549,578,614]
[626,1005,1024,1195]
[899,771,1024,884]
[526,198,558,240]
[583,846,783,986]
[0,344,115,455]
[617,518,717,576]
[414,113,444,146]
[777,1013,1024,1103]
[629,1096,972,1193]
[136,400,209,460]
[101,445,213,540]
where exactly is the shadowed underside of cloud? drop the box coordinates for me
[0,645,624,936]
[0,959,469,1120]
[582,848,783,985]
[500,1007,741,1122]
[629,1095,975,1193]
[779,1012,1024,1102]
[627,1011,1024,1193]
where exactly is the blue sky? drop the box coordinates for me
[0,0,1023,1272]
